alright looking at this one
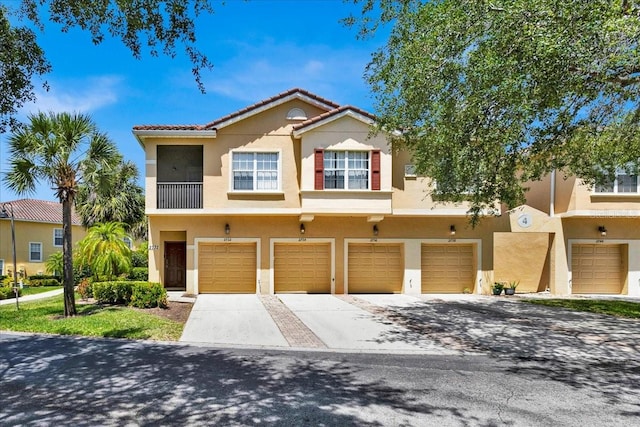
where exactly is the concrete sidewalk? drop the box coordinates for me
[0,288,63,306]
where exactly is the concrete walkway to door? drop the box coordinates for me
[180,294,462,354]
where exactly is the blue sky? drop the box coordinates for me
[0,0,387,202]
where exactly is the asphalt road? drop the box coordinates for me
[1,332,639,426]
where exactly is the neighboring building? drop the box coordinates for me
[133,88,640,297]
[0,199,86,278]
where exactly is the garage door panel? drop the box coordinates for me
[274,243,331,293]
[198,243,256,293]
[572,244,623,294]
[348,243,403,293]
[422,244,475,293]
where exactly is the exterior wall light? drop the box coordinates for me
[450,225,456,236]
[300,223,305,234]
[225,223,230,235]
[373,225,379,236]
[598,226,607,237]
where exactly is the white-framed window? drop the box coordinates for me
[29,242,43,262]
[0,259,4,275]
[231,151,280,191]
[53,228,63,247]
[123,236,133,249]
[324,151,369,190]
[595,172,639,194]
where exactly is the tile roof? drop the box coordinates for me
[292,105,377,132]
[0,199,82,226]
[132,88,342,132]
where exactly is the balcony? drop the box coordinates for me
[157,182,203,209]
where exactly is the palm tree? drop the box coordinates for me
[4,112,119,316]
[45,251,63,277]
[77,222,132,280]
[76,158,146,239]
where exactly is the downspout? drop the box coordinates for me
[550,169,556,217]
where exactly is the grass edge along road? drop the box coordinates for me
[522,298,640,319]
[0,294,184,341]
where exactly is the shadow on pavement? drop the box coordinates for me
[374,299,640,407]
[0,334,490,426]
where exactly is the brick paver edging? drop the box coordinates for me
[259,295,327,349]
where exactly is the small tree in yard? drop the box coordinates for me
[77,222,132,281]
[4,112,119,316]
[45,251,63,277]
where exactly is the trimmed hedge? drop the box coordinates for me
[128,267,148,281]
[92,281,167,308]
[0,286,23,300]
[29,278,61,287]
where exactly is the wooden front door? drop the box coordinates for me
[165,241,186,289]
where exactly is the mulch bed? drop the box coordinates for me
[141,301,194,324]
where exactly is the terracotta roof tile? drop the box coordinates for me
[292,105,377,131]
[0,199,82,226]
[132,88,342,132]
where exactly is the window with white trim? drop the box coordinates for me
[29,242,43,262]
[231,152,280,191]
[53,228,63,247]
[0,259,4,275]
[323,151,370,190]
[123,236,133,249]
[595,172,639,194]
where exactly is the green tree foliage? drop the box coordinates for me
[76,158,146,239]
[348,0,640,219]
[4,112,120,316]
[77,222,132,281]
[1,0,217,131]
[0,5,51,131]
[45,251,63,277]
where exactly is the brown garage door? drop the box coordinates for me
[422,244,475,293]
[572,244,624,294]
[274,243,331,293]
[198,243,256,293]
[348,243,403,293]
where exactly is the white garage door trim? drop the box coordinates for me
[194,237,261,294]
[269,238,335,294]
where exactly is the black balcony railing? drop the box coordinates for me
[157,182,203,209]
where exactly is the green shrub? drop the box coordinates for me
[28,278,61,287]
[0,286,22,300]
[92,281,133,305]
[91,281,167,308]
[131,247,148,268]
[128,267,148,281]
[130,282,167,308]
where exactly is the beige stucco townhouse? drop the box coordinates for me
[133,88,640,297]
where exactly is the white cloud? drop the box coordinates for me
[202,39,373,108]
[20,75,123,116]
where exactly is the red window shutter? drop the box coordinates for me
[314,148,324,190]
[371,150,381,190]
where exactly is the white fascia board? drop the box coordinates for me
[292,110,376,139]
[132,129,217,147]
[560,210,640,218]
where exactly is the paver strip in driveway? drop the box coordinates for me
[259,295,326,349]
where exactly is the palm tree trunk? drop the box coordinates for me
[62,196,77,316]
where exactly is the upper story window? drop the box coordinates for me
[231,152,280,191]
[29,242,42,262]
[123,236,133,249]
[314,149,381,191]
[595,172,639,194]
[53,228,63,247]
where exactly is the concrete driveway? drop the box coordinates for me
[180,293,640,362]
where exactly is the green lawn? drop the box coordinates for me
[22,286,63,296]
[0,294,184,341]
[522,298,640,319]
